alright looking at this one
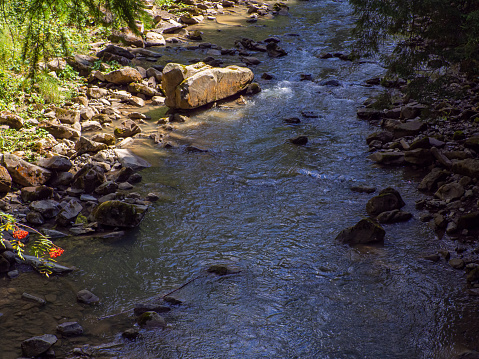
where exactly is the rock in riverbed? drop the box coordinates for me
[21,334,57,357]
[162,62,254,109]
[335,218,386,245]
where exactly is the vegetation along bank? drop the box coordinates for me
[1,0,479,357]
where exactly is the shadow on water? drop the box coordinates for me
[2,0,479,358]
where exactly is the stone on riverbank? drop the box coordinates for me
[71,164,106,193]
[104,67,143,85]
[162,62,254,109]
[114,149,151,171]
[452,159,479,179]
[40,121,81,140]
[0,165,12,193]
[91,200,148,228]
[369,151,405,165]
[376,209,412,224]
[0,110,24,129]
[335,218,386,245]
[21,334,57,357]
[3,153,51,187]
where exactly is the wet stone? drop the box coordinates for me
[134,304,171,316]
[77,289,100,305]
[424,254,441,262]
[122,328,140,340]
[57,322,84,336]
[21,334,57,358]
[350,185,376,194]
[289,136,308,146]
[366,188,405,216]
[376,209,412,224]
[335,218,385,245]
[22,292,46,306]
[137,311,167,328]
[449,258,465,269]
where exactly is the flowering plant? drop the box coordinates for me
[0,211,64,276]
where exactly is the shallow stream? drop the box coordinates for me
[2,0,479,358]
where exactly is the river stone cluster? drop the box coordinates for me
[336,187,410,245]
[358,76,479,288]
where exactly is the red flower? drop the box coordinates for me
[12,229,29,240]
[49,246,64,258]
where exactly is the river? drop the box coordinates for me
[1,0,479,358]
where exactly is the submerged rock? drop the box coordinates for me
[19,255,74,274]
[134,304,171,316]
[77,289,100,305]
[57,322,84,336]
[335,218,386,245]
[138,311,167,328]
[289,136,308,146]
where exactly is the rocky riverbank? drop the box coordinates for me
[356,77,479,292]
[3,0,479,357]
[0,0,292,357]
[0,0,283,278]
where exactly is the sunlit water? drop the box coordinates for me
[1,0,479,358]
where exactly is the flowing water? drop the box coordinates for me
[2,0,479,358]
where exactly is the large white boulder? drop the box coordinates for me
[162,62,254,109]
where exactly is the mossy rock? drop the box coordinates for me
[465,136,479,152]
[453,131,465,141]
[92,200,148,228]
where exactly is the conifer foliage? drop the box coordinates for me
[0,0,145,75]
[349,0,479,86]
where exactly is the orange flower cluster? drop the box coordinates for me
[12,228,29,240]
[49,246,64,258]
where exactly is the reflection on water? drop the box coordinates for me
[2,0,479,358]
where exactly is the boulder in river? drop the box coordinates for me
[366,187,405,216]
[335,218,386,245]
[91,200,148,228]
[162,62,254,109]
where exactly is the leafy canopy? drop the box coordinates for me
[349,0,479,95]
